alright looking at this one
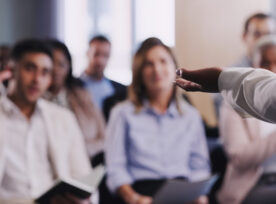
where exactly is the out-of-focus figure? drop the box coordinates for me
[105,37,210,204]
[45,39,106,165]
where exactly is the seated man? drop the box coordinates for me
[217,35,276,204]
[81,35,127,121]
[0,39,92,204]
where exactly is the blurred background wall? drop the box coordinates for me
[175,0,271,126]
[0,0,58,44]
[0,0,274,125]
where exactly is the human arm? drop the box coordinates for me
[188,108,211,181]
[176,67,276,123]
[175,67,222,92]
[66,111,92,178]
[63,112,93,203]
[105,104,153,204]
[186,108,210,204]
[106,104,144,203]
[69,87,106,158]
[117,185,152,204]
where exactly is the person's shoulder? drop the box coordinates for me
[229,55,252,67]
[68,85,89,97]
[39,99,74,118]
[109,79,127,89]
[111,100,134,113]
[109,100,134,118]
[178,98,201,117]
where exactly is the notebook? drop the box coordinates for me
[153,175,218,204]
[35,165,104,204]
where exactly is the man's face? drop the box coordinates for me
[243,18,276,55]
[258,45,276,73]
[14,52,53,104]
[87,41,111,78]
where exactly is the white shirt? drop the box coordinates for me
[219,67,276,123]
[0,97,54,200]
[0,93,92,203]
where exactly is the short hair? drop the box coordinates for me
[244,13,274,34]
[89,35,110,45]
[11,39,52,61]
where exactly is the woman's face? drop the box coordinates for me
[258,45,276,73]
[142,45,176,95]
[52,49,70,88]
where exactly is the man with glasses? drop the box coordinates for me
[233,13,276,67]
[213,13,276,118]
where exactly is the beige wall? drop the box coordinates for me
[175,0,271,127]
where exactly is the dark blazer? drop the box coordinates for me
[103,80,127,121]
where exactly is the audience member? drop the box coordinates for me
[0,39,92,204]
[232,13,276,67]
[217,35,276,204]
[44,39,105,165]
[213,13,276,118]
[81,35,127,121]
[105,37,210,204]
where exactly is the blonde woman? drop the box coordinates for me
[105,38,210,204]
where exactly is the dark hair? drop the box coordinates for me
[244,13,274,34]
[89,35,110,45]
[11,39,52,61]
[46,39,84,89]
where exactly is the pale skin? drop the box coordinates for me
[0,52,91,204]
[85,41,111,81]
[9,53,53,119]
[49,49,70,96]
[243,18,276,57]
[118,46,208,204]
[255,45,276,73]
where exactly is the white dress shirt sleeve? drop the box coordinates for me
[218,67,276,123]
[66,111,92,178]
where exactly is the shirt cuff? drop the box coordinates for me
[107,173,133,194]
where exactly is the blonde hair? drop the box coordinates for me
[129,37,182,113]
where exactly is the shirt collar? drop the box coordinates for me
[141,99,180,118]
[81,72,107,83]
[1,95,42,117]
